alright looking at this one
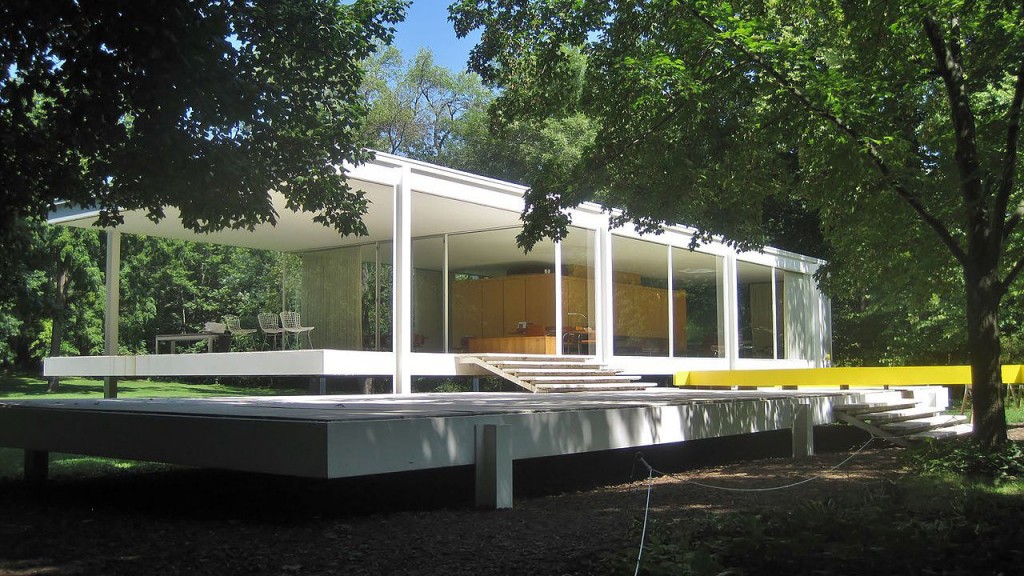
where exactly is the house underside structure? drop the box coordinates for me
[45,152,832,394]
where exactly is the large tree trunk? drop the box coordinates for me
[46,255,71,393]
[965,260,1008,449]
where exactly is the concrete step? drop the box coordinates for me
[459,354,644,393]
[834,401,920,416]
[506,368,626,376]
[881,415,970,435]
[521,375,643,384]
[858,407,943,424]
[909,423,974,441]
[473,355,592,363]
[535,381,658,393]
[488,361,602,370]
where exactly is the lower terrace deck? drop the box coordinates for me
[1,387,950,506]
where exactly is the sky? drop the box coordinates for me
[391,0,481,72]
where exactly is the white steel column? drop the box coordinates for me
[597,227,614,361]
[724,254,739,370]
[666,244,674,356]
[104,229,121,398]
[443,234,450,353]
[771,267,779,360]
[553,240,563,356]
[393,166,413,394]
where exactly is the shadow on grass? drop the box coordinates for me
[0,375,104,398]
[0,373,302,399]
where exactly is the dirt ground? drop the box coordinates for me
[1,427,1020,576]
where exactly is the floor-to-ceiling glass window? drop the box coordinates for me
[611,236,670,356]
[737,261,778,359]
[775,267,786,358]
[412,236,445,352]
[300,247,363,350]
[671,248,725,357]
[360,242,393,351]
[448,227,556,354]
[561,227,597,355]
[783,269,821,361]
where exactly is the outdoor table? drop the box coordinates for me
[155,333,219,354]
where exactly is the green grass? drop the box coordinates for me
[0,373,306,480]
[0,449,175,481]
[1005,402,1024,424]
[0,373,302,400]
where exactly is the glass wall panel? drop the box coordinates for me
[671,248,725,357]
[300,247,364,350]
[412,236,445,352]
[611,236,670,356]
[448,227,555,354]
[561,227,597,355]
[737,261,777,359]
[359,243,393,351]
[784,269,819,361]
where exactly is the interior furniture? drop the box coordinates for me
[280,311,315,349]
[450,270,685,355]
[155,333,217,354]
[257,313,284,350]
[467,335,558,355]
[223,315,256,349]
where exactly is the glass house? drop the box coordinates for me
[46,152,831,393]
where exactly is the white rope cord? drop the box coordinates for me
[633,465,654,576]
[637,436,880,493]
[631,437,884,572]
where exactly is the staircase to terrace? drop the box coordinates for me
[457,355,656,393]
[834,390,972,447]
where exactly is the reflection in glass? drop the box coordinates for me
[561,227,597,355]
[737,261,776,359]
[448,228,555,354]
[412,237,445,352]
[672,248,725,357]
[611,236,670,357]
[361,243,392,351]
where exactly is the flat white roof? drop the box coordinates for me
[48,151,825,269]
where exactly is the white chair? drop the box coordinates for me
[257,312,284,350]
[223,315,256,349]
[280,311,314,349]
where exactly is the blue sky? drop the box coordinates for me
[391,0,481,71]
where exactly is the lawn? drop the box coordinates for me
[0,373,301,400]
[0,373,303,481]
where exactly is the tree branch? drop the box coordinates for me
[1001,255,1024,297]
[998,58,1024,239]
[682,5,968,265]
[922,15,985,212]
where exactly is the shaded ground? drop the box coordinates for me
[2,426,1021,575]
[0,432,918,576]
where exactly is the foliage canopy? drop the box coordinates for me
[0,0,406,242]
[451,0,1024,447]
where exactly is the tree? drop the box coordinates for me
[451,0,1024,448]
[117,236,290,354]
[0,219,103,382]
[359,45,492,168]
[0,0,407,245]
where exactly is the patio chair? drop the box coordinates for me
[280,311,315,349]
[257,312,284,350]
[223,315,256,349]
